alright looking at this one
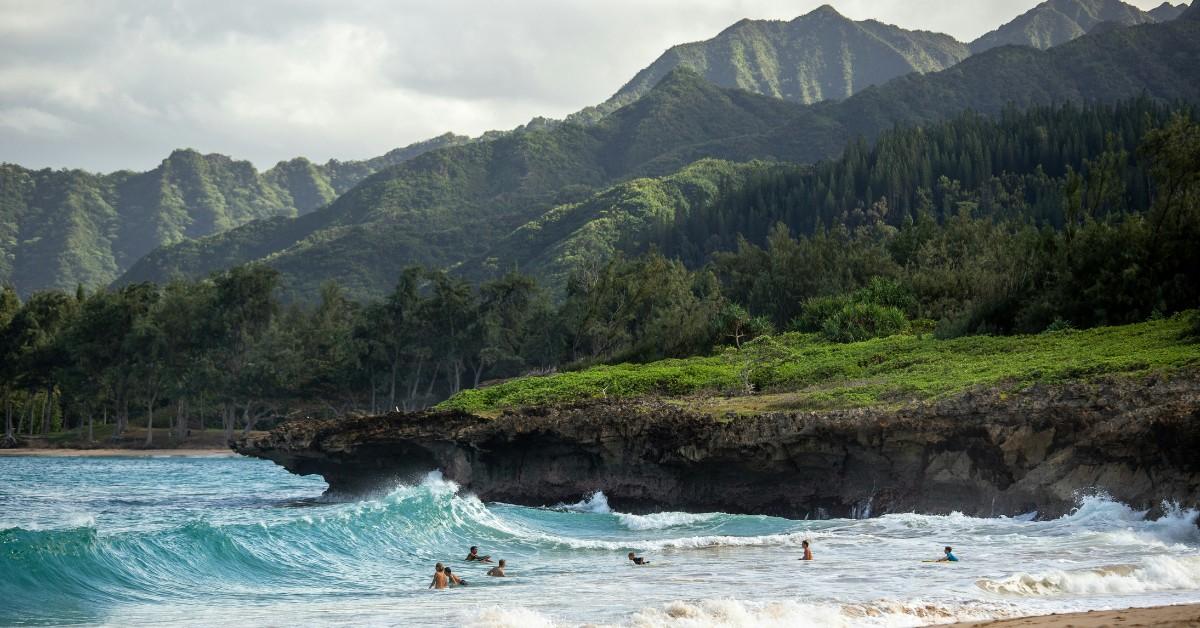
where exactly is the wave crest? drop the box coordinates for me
[977,556,1200,596]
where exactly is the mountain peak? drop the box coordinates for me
[970,0,1157,53]
[1183,2,1200,19]
[799,4,846,20]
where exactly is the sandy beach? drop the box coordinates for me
[947,603,1200,627]
[0,448,236,457]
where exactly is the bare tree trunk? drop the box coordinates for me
[424,363,440,401]
[114,395,128,438]
[144,393,157,446]
[473,363,485,389]
[389,360,398,410]
[174,400,187,440]
[87,411,94,443]
[27,390,37,437]
[242,402,265,435]
[407,358,424,407]
[40,387,51,435]
[3,394,14,446]
[222,405,234,443]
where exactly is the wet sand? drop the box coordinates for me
[0,448,235,457]
[947,603,1200,627]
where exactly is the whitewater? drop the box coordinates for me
[2,456,1199,627]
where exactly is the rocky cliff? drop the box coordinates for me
[235,374,1200,519]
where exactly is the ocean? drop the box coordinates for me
[2,455,1199,627]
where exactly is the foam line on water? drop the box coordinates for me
[977,556,1200,596]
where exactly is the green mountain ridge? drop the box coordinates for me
[0,133,468,295]
[571,5,970,124]
[471,15,1200,291]
[118,69,816,298]
[1148,2,1189,20]
[967,0,1168,53]
[118,15,1200,300]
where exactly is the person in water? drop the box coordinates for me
[445,566,467,586]
[627,552,650,565]
[466,546,493,563]
[937,546,959,562]
[800,539,813,560]
[487,559,507,577]
[429,562,449,589]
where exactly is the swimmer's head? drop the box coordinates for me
[498,559,506,567]
[945,546,953,554]
[435,562,444,572]
[802,540,809,548]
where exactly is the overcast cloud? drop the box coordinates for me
[0,0,1174,172]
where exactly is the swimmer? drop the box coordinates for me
[627,552,650,565]
[937,546,958,562]
[445,566,467,586]
[487,559,507,577]
[466,546,493,563]
[800,539,813,560]
[429,562,448,589]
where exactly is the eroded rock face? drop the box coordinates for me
[235,374,1200,518]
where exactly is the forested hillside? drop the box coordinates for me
[571,5,969,123]
[118,70,816,298]
[3,102,1198,440]
[0,134,467,295]
[968,0,1162,53]
[117,14,1200,301]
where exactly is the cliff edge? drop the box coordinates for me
[236,373,1200,519]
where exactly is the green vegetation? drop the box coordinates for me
[120,15,1200,301]
[969,0,1161,53]
[0,134,468,296]
[571,5,969,123]
[439,314,1200,414]
[119,69,813,299]
[4,100,1197,444]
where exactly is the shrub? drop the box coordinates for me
[821,302,909,343]
[793,295,850,332]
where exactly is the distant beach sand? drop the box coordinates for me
[0,448,235,457]
[947,603,1200,627]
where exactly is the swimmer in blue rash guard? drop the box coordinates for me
[937,546,958,562]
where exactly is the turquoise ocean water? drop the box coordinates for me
[2,455,1199,626]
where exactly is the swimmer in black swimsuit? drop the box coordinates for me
[627,552,650,565]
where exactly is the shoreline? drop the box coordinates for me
[0,448,236,457]
[945,603,1200,627]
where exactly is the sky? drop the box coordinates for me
[0,0,1179,172]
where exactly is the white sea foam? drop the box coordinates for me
[465,605,562,628]
[629,598,1011,627]
[617,511,722,531]
[560,491,612,514]
[977,555,1200,596]
[461,598,1014,628]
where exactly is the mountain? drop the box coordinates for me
[118,69,817,298]
[0,134,467,295]
[570,5,969,123]
[968,0,1158,53]
[1148,2,1189,20]
[459,159,770,289]
[119,14,1200,300]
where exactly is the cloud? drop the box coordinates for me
[0,0,1177,172]
[0,106,76,136]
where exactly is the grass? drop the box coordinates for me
[438,313,1200,415]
